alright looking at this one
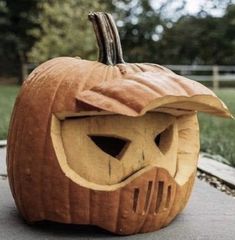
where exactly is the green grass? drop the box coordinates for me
[0,84,234,166]
[0,84,20,140]
[199,89,235,167]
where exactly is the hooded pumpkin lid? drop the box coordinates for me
[76,71,231,118]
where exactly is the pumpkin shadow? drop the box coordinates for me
[9,204,118,238]
[25,220,117,238]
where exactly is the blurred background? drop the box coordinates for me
[0,0,235,167]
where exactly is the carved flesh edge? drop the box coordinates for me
[51,115,165,191]
[51,113,199,191]
[75,95,231,118]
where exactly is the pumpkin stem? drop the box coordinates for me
[88,12,125,65]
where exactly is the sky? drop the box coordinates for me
[115,0,235,28]
[151,0,235,19]
[185,0,234,16]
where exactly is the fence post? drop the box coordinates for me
[212,65,219,91]
[22,63,28,81]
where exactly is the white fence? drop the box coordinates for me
[24,64,235,90]
[165,65,235,90]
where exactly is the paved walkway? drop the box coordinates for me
[0,147,6,175]
[0,147,235,240]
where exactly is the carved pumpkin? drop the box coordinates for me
[7,12,231,235]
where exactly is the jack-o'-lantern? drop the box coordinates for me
[7,12,231,235]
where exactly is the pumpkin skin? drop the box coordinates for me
[7,12,231,235]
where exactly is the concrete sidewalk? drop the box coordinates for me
[0,147,6,175]
[1,147,235,240]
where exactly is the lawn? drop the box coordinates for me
[199,89,235,167]
[0,84,20,140]
[0,85,235,166]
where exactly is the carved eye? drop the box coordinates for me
[154,134,161,147]
[154,125,174,154]
[88,135,130,159]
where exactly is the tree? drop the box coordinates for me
[0,0,41,82]
[0,0,110,82]
[222,4,235,64]
[157,4,235,65]
[28,0,108,63]
[106,0,163,63]
[103,0,190,63]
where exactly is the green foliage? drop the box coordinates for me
[28,0,108,63]
[0,0,41,56]
[0,0,41,80]
[157,6,235,65]
[112,0,162,62]
[222,4,235,64]
[0,84,19,139]
[106,1,235,65]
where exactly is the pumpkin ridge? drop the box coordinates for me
[14,120,28,218]
[82,62,107,90]
[26,59,65,85]
[67,60,98,93]
[150,72,190,95]
[10,73,49,218]
[20,72,57,219]
[184,171,196,206]
[137,72,188,95]
[124,78,161,96]
[107,65,122,84]
[19,62,72,221]
[9,85,33,208]
[7,98,22,201]
[125,75,167,96]
[172,75,207,96]
[114,189,121,233]
[134,63,164,73]
[88,188,92,224]
[87,80,158,113]
[100,64,110,83]
[41,64,79,221]
[52,60,88,113]
[129,63,145,73]
[7,105,17,203]
[68,180,73,222]
[145,63,174,74]
[77,91,138,115]
[134,63,147,72]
